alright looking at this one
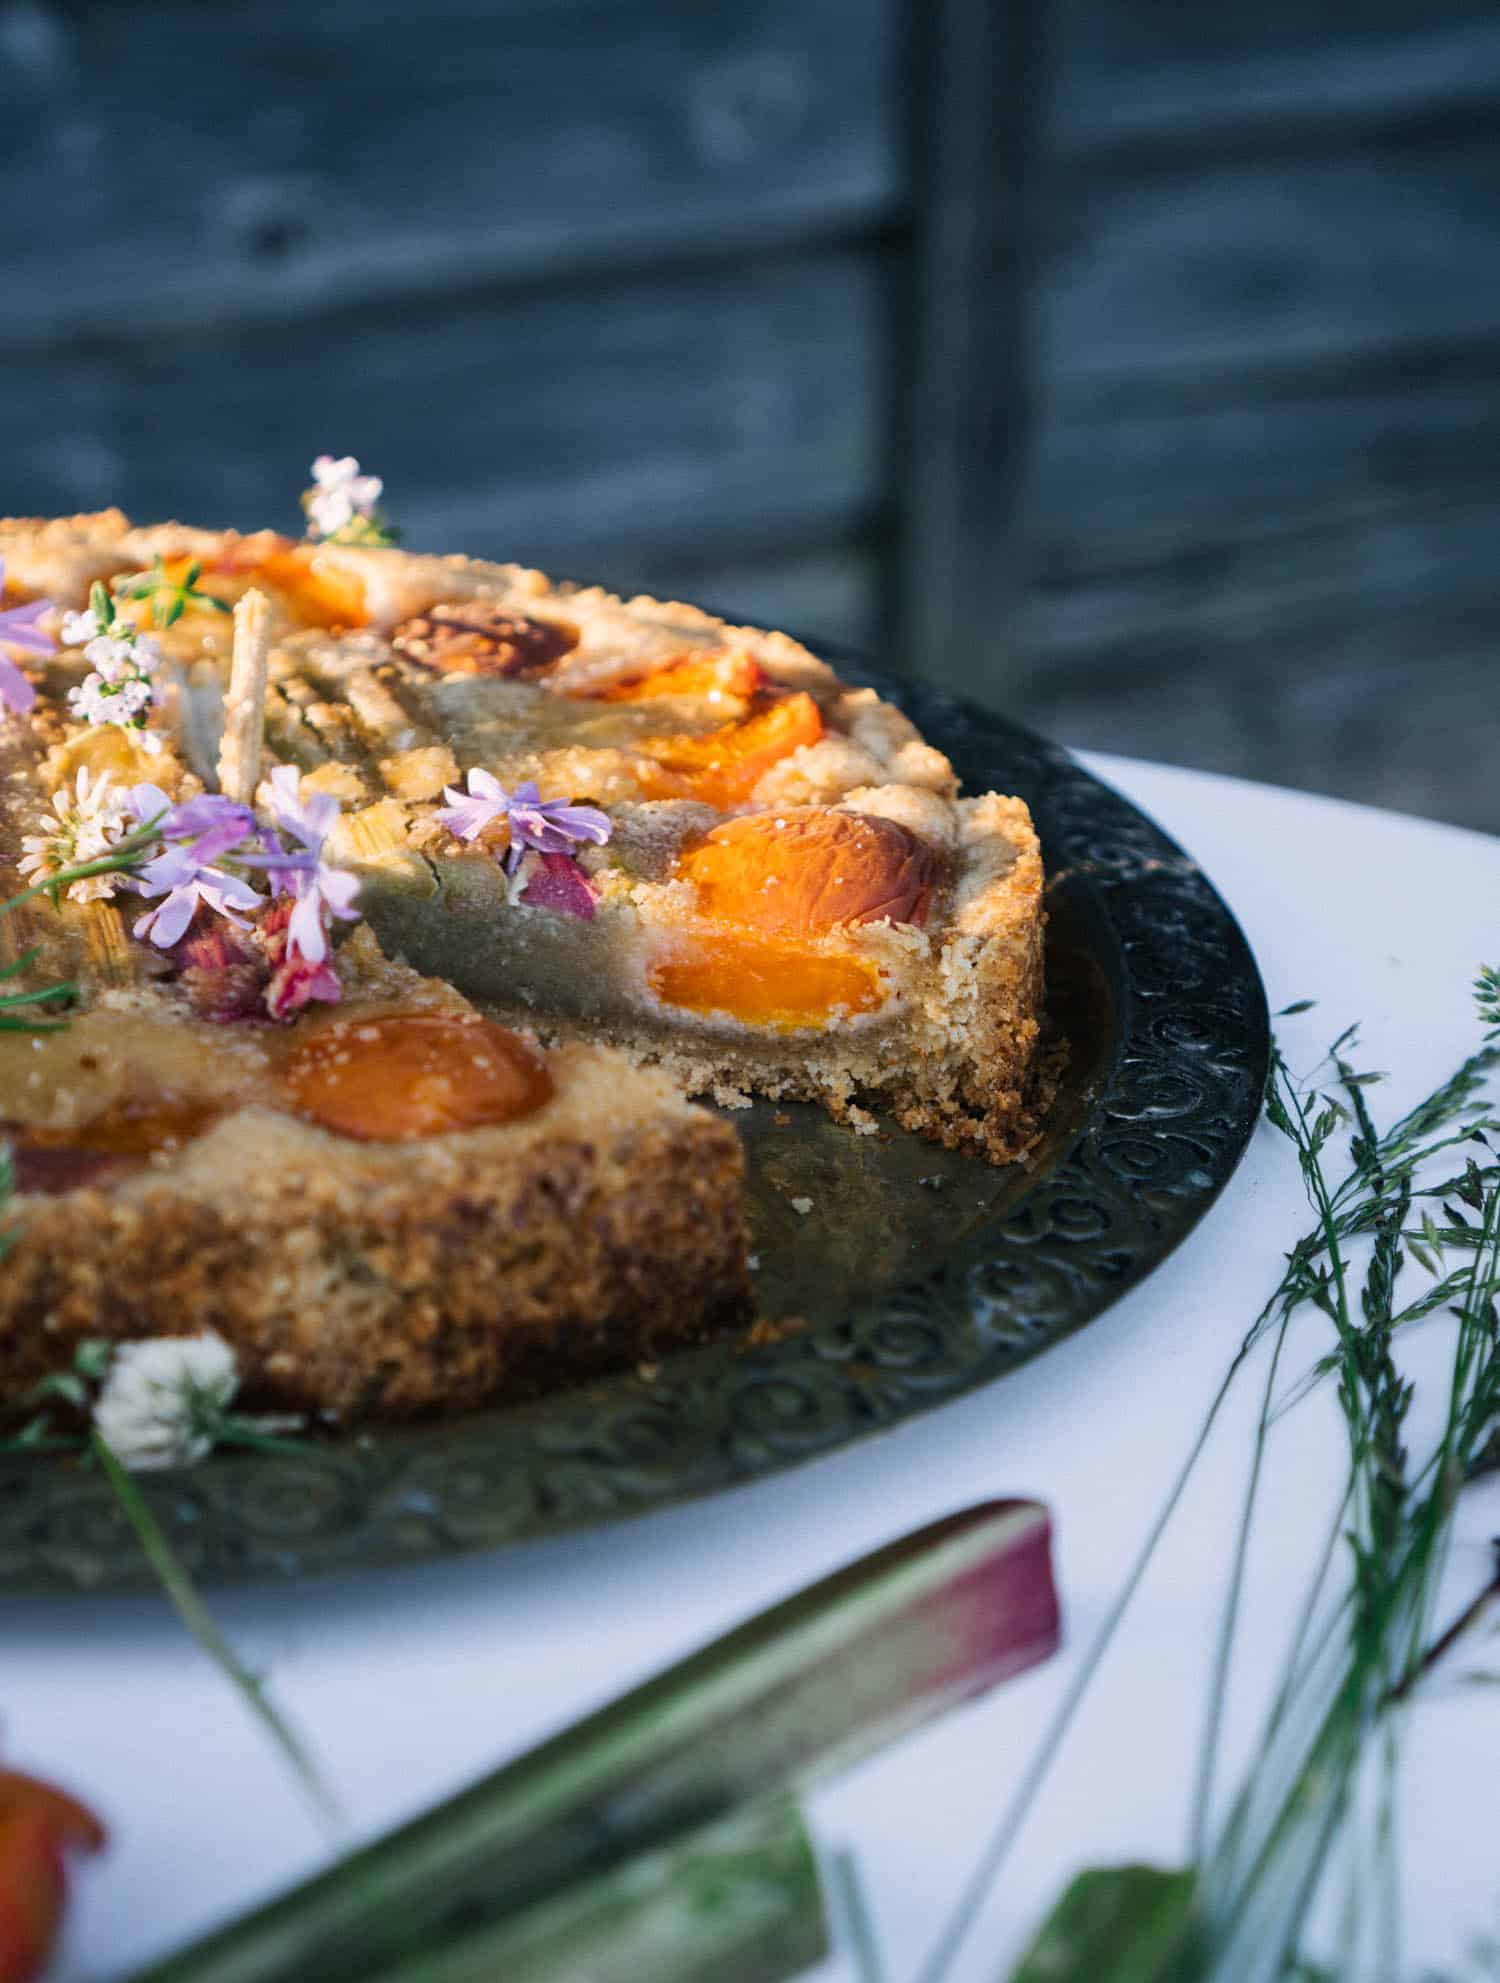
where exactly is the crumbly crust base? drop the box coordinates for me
[0,940,751,1419]
[0,1109,749,1420]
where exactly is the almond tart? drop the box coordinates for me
[0,927,749,1419]
[0,508,1046,1420]
[0,511,1046,1154]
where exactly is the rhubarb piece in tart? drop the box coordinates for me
[0,932,750,1419]
[0,507,1046,1173]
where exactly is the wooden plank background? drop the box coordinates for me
[0,0,1496,829]
[0,0,905,342]
[1008,0,1500,829]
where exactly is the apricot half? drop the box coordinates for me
[177,539,369,630]
[278,1013,554,1141]
[587,650,766,704]
[8,1096,225,1194]
[647,931,884,1031]
[636,691,823,808]
[677,809,940,938]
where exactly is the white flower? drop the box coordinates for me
[304,454,383,540]
[92,1332,240,1470]
[59,607,103,647]
[83,634,139,683]
[67,675,110,725]
[65,623,163,741]
[17,768,134,902]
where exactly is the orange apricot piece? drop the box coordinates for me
[279,1013,554,1141]
[199,539,369,629]
[588,650,767,704]
[253,546,369,629]
[635,691,823,808]
[647,931,885,1030]
[677,809,940,938]
[9,1096,227,1193]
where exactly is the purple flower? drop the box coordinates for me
[261,765,360,964]
[126,785,259,873]
[264,764,338,861]
[126,787,263,948]
[283,864,360,965]
[436,768,612,874]
[133,842,262,950]
[0,554,56,718]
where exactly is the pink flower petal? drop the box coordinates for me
[520,852,597,920]
[287,891,327,964]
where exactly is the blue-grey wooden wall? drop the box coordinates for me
[1018,0,1500,831]
[1,0,1495,829]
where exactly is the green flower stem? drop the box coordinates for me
[0,979,75,1006]
[827,1848,886,1983]
[1384,1545,1500,1706]
[94,1435,341,1830]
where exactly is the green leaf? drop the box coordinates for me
[369,1798,825,1983]
[1004,1865,1197,1983]
[124,1501,1059,1983]
[74,1339,115,1383]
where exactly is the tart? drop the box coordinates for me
[0,504,1046,1419]
[1,511,1045,1149]
[0,927,749,1418]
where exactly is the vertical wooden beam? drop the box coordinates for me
[900,0,1042,700]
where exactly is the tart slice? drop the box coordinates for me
[0,508,1047,1161]
[0,928,750,1419]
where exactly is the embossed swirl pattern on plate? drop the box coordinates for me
[0,680,1269,1589]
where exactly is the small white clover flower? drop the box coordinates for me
[304,454,383,540]
[300,453,399,547]
[59,606,103,647]
[92,1332,240,1470]
[65,621,163,743]
[83,634,139,683]
[17,768,135,902]
[66,673,117,725]
[112,675,155,721]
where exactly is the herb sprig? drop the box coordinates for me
[923,978,1500,1983]
[113,556,231,630]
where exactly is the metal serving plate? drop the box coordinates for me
[0,667,1268,1590]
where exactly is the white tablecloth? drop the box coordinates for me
[12,754,1500,1982]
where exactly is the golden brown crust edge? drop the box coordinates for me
[0,1113,751,1419]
